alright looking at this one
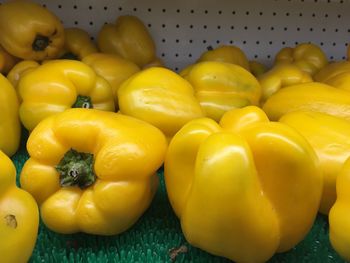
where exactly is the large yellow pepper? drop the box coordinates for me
[275,43,328,76]
[258,64,312,103]
[17,60,115,131]
[60,28,98,60]
[0,150,39,263]
[7,60,40,91]
[82,53,140,108]
[263,82,350,121]
[118,67,204,138]
[98,15,156,67]
[329,157,350,261]
[0,74,20,157]
[0,45,18,74]
[183,61,261,121]
[280,111,350,214]
[197,45,250,71]
[314,61,350,91]
[0,1,64,60]
[164,106,322,263]
[20,108,167,235]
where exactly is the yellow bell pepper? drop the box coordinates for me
[164,106,322,263]
[183,61,261,121]
[7,60,40,91]
[329,157,350,261]
[0,1,64,61]
[17,59,115,131]
[197,45,250,71]
[20,108,167,235]
[118,67,204,138]
[0,150,39,263]
[143,57,165,69]
[98,15,156,67]
[263,82,350,121]
[0,74,20,157]
[60,28,98,60]
[249,60,267,77]
[0,45,19,74]
[280,111,350,214]
[259,64,312,103]
[275,43,328,76]
[314,61,350,91]
[82,53,140,108]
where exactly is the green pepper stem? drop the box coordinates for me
[56,149,96,189]
[32,35,50,51]
[72,95,93,109]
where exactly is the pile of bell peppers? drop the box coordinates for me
[1,1,350,262]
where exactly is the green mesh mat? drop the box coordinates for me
[11,130,346,263]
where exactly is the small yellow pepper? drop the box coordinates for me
[7,60,40,91]
[165,106,322,263]
[20,108,167,235]
[280,111,350,214]
[0,45,19,74]
[0,150,39,263]
[263,82,350,121]
[18,60,115,131]
[183,61,261,121]
[82,53,140,108]
[275,43,328,76]
[258,64,312,103]
[98,15,156,67]
[60,28,98,60]
[249,60,267,77]
[197,45,250,71]
[0,73,20,157]
[118,67,204,138]
[314,61,350,91]
[0,1,64,60]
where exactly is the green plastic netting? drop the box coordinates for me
[11,130,346,263]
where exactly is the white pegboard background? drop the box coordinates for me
[2,0,350,71]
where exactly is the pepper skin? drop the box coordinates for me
[259,64,312,103]
[314,61,350,91]
[262,82,350,121]
[0,150,39,263]
[98,15,156,67]
[17,60,115,131]
[143,57,165,69]
[82,53,140,108]
[20,108,167,235]
[0,1,64,60]
[280,111,350,214]
[118,67,204,138]
[60,28,98,60]
[274,43,328,76]
[249,60,267,78]
[183,61,261,121]
[164,106,322,263]
[0,45,19,74]
[329,157,350,261]
[197,45,250,71]
[0,74,20,157]
[7,60,40,91]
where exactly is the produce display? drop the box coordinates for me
[0,0,350,262]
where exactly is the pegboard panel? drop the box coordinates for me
[2,0,350,70]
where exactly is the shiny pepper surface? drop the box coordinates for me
[275,43,328,76]
[0,74,20,157]
[280,111,350,214]
[118,67,204,138]
[18,60,115,131]
[183,61,261,121]
[20,108,167,235]
[0,1,64,60]
[98,15,156,67]
[314,61,350,92]
[259,64,312,103]
[164,106,322,263]
[0,151,39,263]
[7,60,40,90]
[329,157,350,261]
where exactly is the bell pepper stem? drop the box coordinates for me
[72,95,93,109]
[32,35,50,51]
[56,149,96,189]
